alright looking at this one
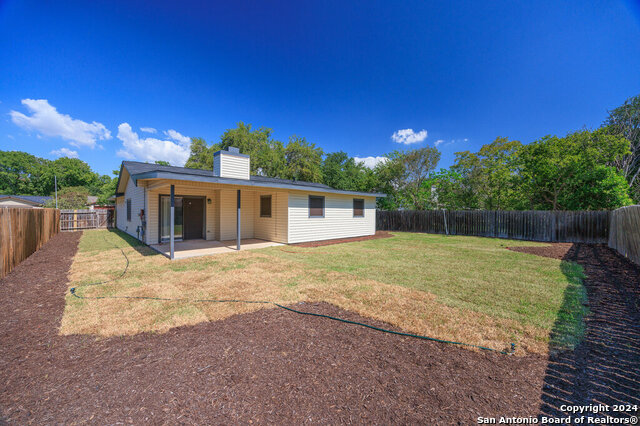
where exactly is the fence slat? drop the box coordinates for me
[376,209,612,244]
[608,205,640,266]
[0,208,60,279]
[60,209,114,231]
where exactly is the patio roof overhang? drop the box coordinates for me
[130,170,387,198]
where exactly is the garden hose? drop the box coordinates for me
[70,235,516,356]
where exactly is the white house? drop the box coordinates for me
[115,147,385,258]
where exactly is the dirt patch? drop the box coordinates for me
[0,231,550,424]
[291,230,394,247]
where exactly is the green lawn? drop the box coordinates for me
[63,230,587,354]
[265,232,587,348]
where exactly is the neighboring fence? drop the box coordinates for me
[608,205,640,266]
[0,208,60,279]
[60,209,114,231]
[376,209,611,243]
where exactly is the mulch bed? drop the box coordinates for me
[0,231,549,424]
[291,230,394,247]
[508,242,640,420]
[2,235,638,423]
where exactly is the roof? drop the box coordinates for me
[0,195,52,206]
[118,161,386,198]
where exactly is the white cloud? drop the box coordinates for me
[116,123,190,166]
[140,127,157,134]
[354,156,388,169]
[10,99,111,148]
[391,128,427,144]
[164,129,191,146]
[434,139,445,147]
[50,147,79,158]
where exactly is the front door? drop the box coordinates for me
[183,197,204,240]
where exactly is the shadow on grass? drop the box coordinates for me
[539,244,640,420]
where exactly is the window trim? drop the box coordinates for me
[260,194,272,218]
[353,198,365,217]
[308,195,325,218]
[126,198,132,222]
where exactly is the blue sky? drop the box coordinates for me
[1,0,639,176]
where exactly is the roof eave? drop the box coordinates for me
[131,171,386,198]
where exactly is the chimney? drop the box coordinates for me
[213,147,250,180]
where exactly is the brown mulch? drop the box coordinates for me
[509,243,640,421]
[506,242,574,260]
[0,231,552,424]
[291,230,394,247]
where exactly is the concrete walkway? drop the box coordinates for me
[150,238,282,259]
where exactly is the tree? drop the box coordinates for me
[519,129,631,210]
[604,94,640,202]
[220,122,286,177]
[423,169,476,210]
[97,170,119,205]
[374,147,440,210]
[452,137,522,210]
[44,186,90,209]
[154,160,170,166]
[0,151,48,195]
[283,136,323,182]
[185,137,216,170]
[322,151,376,191]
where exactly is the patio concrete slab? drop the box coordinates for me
[150,238,282,259]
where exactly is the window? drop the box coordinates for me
[353,198,364,217]
[260,195,272,217]
[308,195,325,218]
[126,199,132,222]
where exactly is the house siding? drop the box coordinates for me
[218,188,255,240]
[253,191,288,243]
[145,181,217,244]
[116,176,146,240]
[218,153,250,180]
[287,192,376,244]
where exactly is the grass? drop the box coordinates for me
[61,229,588,355]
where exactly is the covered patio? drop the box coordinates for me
[150,238,283,260]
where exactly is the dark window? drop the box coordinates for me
[260,195,272,217]
[309,195,325,218]
[353,198,364,217]
[126,199,132,222]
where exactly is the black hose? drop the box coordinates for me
[70,235,515,356]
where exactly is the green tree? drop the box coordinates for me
[283,136,323,182]
[519,129,631,210]
[220,122,286,177]
[374,147,440,210]
[185,137,216,170]
[604,93,640,202]
[154,160,170,166]
[452,137,522,210]
[423,168,476,210]
[0,150,48,195]
[96,170,120,205]
[322,151,376,191]
[44,186,90,209]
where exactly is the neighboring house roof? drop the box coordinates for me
[117,161,386,198]
[0,195,52,206]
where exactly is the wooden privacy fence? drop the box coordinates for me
[608,205,640,266]
[0,208,60,279]
[60,209,114,231]
[376,209,611,243]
